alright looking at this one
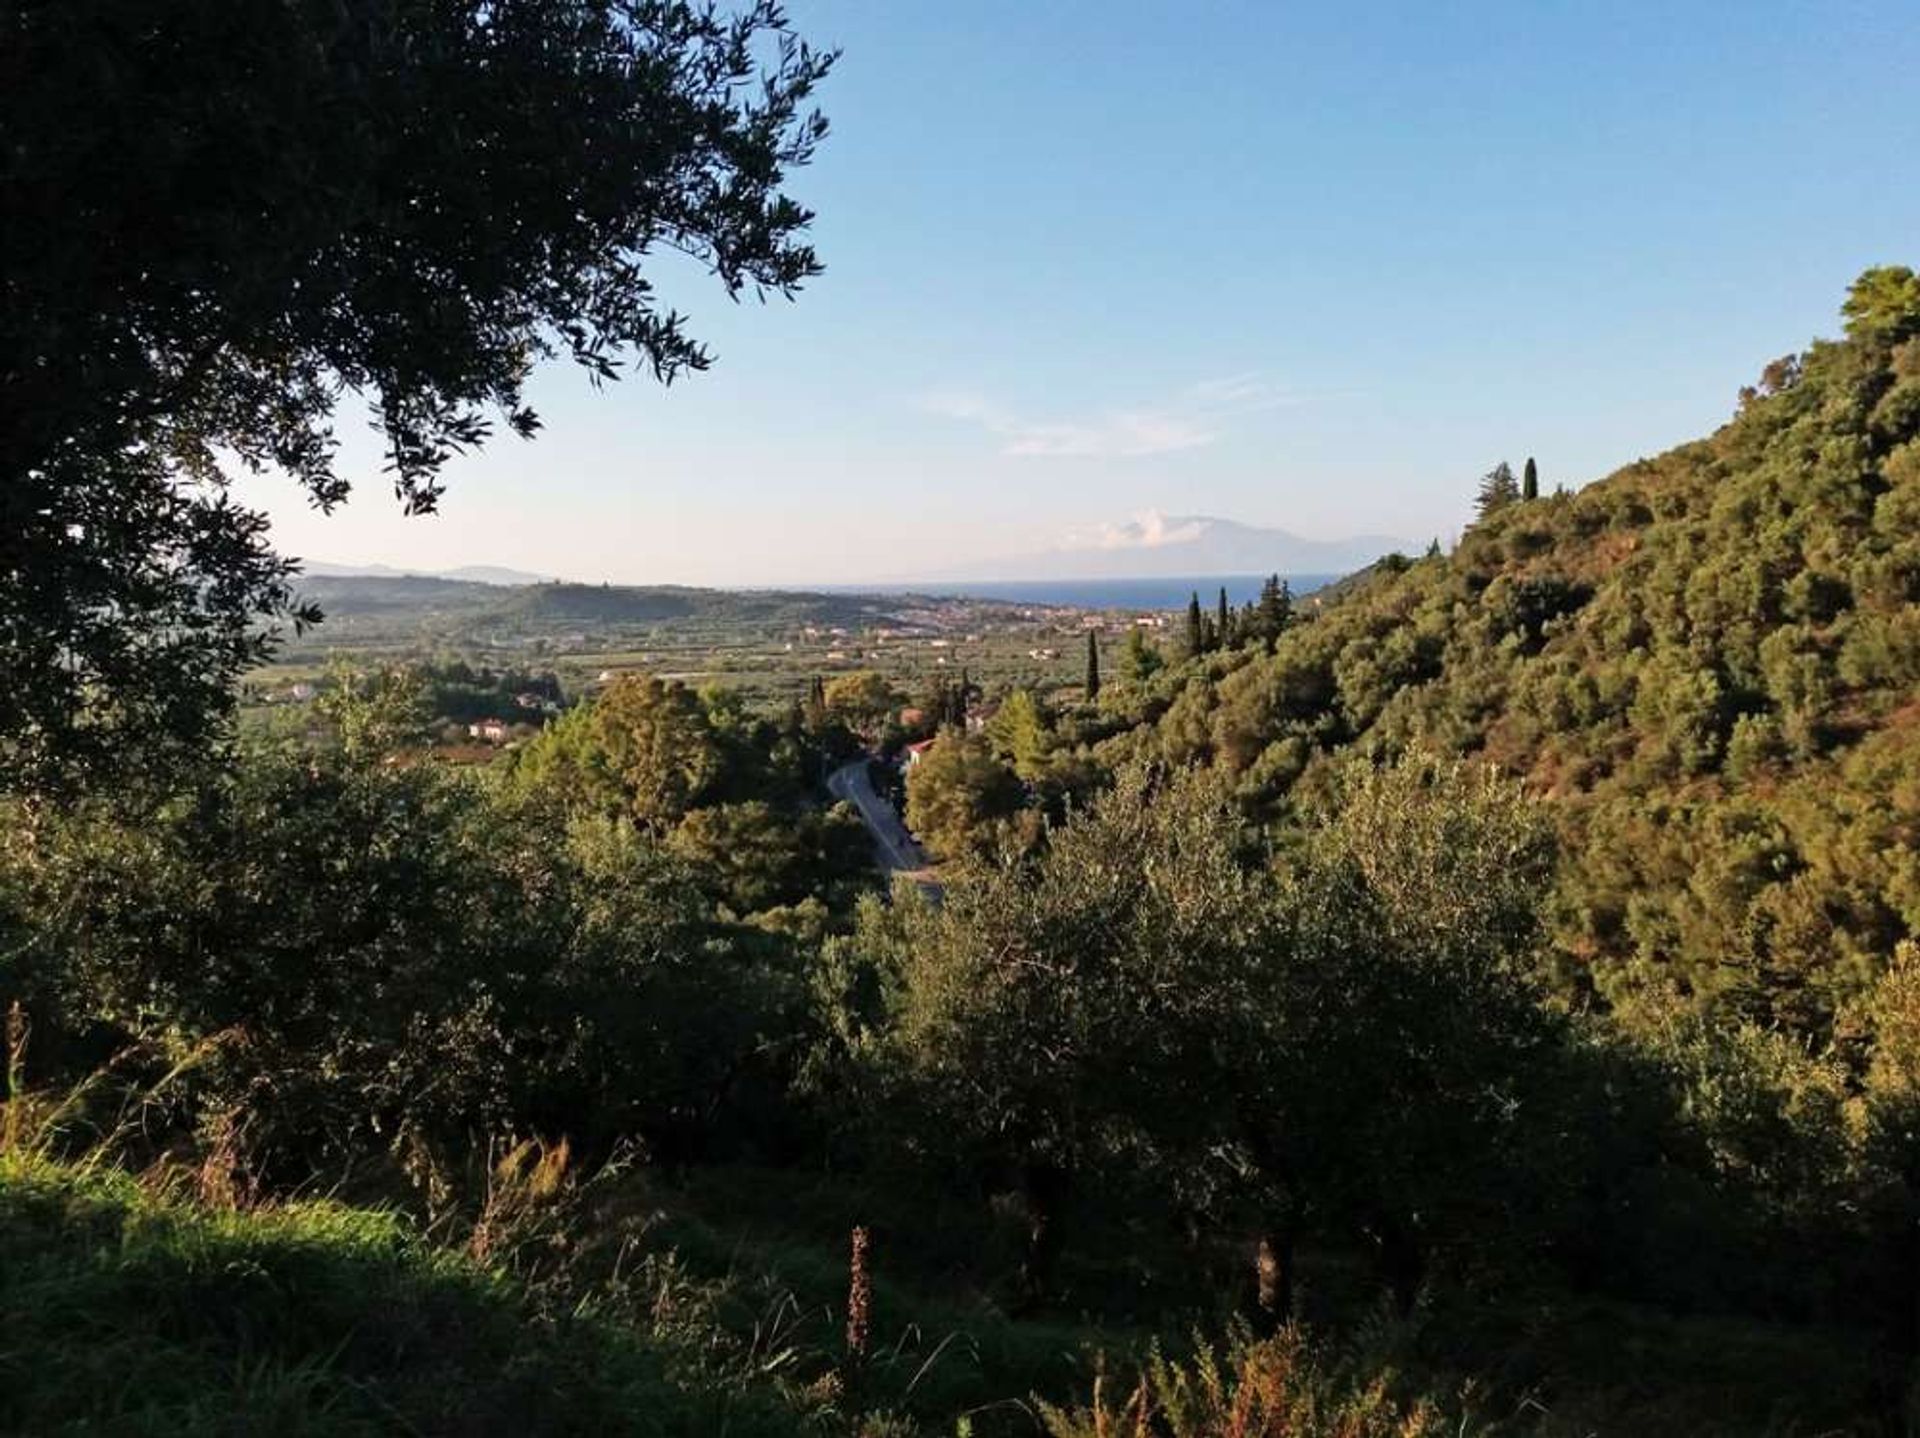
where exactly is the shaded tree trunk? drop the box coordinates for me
[1375,1215,1425,1316]
[1874,1184,1920,1429]
[1237,1118,1301,1331]
[1254,1211,1298,1331]
[1019,1159,1070,1305]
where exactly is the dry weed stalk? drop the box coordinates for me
[846,1223,873,1362]
[469,1134,572,1265]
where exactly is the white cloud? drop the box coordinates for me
[1057,509,1209,552]
[922,374,1299,460]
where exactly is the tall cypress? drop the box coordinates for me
[1217,587,1232,649]
[1185,592,1206,658]
[1084,629,1101,700]
[1522,456,1539,501]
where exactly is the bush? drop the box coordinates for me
[6,747,804,1190]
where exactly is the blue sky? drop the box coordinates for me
[249,0,1920,585]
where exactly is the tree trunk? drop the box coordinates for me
[1376,1217,1425,1316]
[1236,1117,1300,1330]
[1019,1160,1070,1305]
[1254,1216,1296,1331]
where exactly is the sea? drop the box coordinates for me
[817,574,1340,612]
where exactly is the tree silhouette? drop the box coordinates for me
[1477,462,1520,518]
[1,2,834,794]
[1249,575,1293,650]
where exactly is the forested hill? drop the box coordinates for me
[275,576,915,656]
[1108,268,1919,1040]
[291,575,901,629]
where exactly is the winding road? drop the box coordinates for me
[827,758,938,890]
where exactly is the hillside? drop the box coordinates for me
[292,575,905,628]
[1109,268,1919,1039]
[488,582,902,629]
[14,271,1919,1437]
[280,576,915,659]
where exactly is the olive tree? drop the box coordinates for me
[868,762,1267,1298]
[1,1,833,793]
[1246,755,1561,1315]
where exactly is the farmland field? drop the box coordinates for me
[244,573,1187,718]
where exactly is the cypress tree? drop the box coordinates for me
[958,667,979,722]
[1185,592,1206,658]
[1252,574,1292,649]
[1522,456,1539,501]
[1217,587,1232,648]
[1084,629,1101,700]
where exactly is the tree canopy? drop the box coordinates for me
[1085,268,1920,1047]
[0,0,833,794]
[1475,460,1520,517]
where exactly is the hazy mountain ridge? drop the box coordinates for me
[917,513,1412,583]
[300,560,561,586]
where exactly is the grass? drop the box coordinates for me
[581,1163,1893,1437]
[560,1162,1154,1435]
[0,1154,820,1437]
[0,1138,1893,1436]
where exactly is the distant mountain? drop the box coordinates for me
[918,513,1413,583]
[299,560,559,587]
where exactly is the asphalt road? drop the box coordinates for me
[827,758,936,885]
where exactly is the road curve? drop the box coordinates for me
[827,757,937,887]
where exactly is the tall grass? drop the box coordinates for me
[0,999,243,1181]
[1035,1324,1469,1438]
[0,1150,827,1436]
[0,1013,1885,1436]
[0,1014,828,1437]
